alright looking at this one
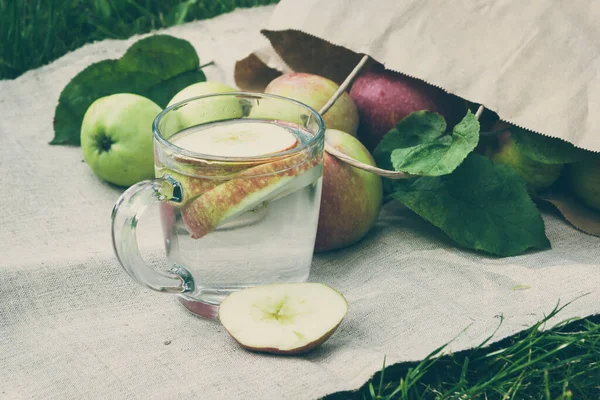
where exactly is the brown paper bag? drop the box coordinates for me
[236,0,600,153]
[234,0,600,236]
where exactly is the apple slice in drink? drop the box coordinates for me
[181,151,320,239]
[171,121,321,239]
[219,283,348,354]
[172,121,298,157]
[157,121,301,202]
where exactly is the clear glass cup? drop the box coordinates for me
[111,92,325,319]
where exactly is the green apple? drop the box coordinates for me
[81,93,161,187]
[167,81,242,131]
[566,157,600,211]
[219,282,348,354]
[486,125,562,192]
[315,129,383,252]
[260,73,359,136]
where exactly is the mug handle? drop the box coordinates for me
[111,175,194,293]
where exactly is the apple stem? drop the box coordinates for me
[325,144,413,179]
[199,60,215,69]
[322,54,412,180]
[476,106,508,137]
[475,104,484,120]
[318,54,370,116]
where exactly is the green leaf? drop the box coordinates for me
[374,111,446,170]
[391,111,479,176]
[51,34,206,146]
[389,154,550,256]
[373,111,479,176]
[511,126,593,164]
[145,69,206,108]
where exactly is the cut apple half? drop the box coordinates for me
[173,121,298,157]
[219,283,348,355]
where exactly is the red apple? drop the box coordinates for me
[315,129,383,252]
[263,73,360,136]
[349,67,463,150]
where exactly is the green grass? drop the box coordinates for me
[327,302,600,399]
[0,0,278,80]
[3,1,600,398]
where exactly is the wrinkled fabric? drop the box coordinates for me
[1,6,599,399]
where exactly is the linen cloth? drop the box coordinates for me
[1,5,599,399]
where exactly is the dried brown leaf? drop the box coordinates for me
[234,53,283,92]
[261,29,365,85]
[540,191,600,237]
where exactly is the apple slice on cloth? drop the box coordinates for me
[218,283,348,355]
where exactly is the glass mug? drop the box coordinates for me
[111,93,325,319]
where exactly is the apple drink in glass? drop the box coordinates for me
[111,93,325,319]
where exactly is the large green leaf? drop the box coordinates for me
[51,35,206,146]
[511,126,593,164]
[373,111,479,176]
[390,154,550,256]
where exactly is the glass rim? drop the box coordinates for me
[152,91,326,162]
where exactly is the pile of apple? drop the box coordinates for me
[82,66,600,256]
[80,63,600,354]
[484,122,600,210]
